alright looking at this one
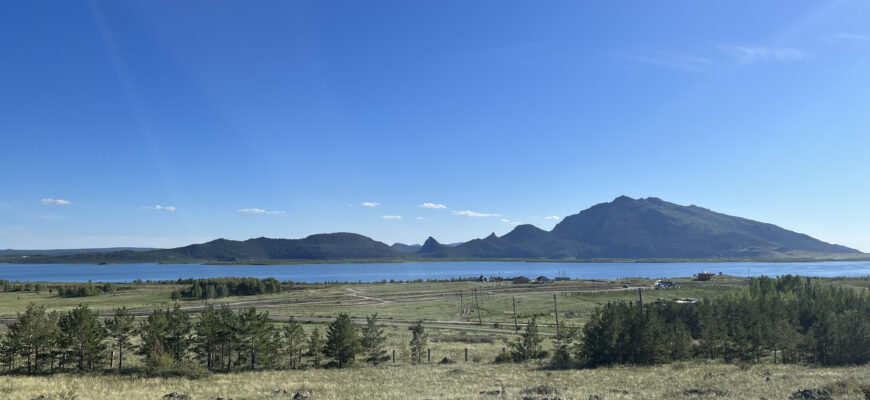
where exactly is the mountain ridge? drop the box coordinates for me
[3,196,861,263]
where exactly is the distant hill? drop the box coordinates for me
[0,247,158,257]
[391,243,422,253]
[6,196,862,263]
[436,196,861,259]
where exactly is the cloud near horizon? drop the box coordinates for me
[238,208,285,215]
[381,215,402,220]
[41,198,72,206]
[361,202,379,207]
[452,210,500,217]
[419,202,447,209]
[831,32,870,41]
[143,205,176,212]
[544,216,560,220]
[721,45,808,64]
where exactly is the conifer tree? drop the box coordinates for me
[324,313,361,368]
[409,320,427,364]
[361,314,389,365]
[105,306,135,372]
[510,316,544,362]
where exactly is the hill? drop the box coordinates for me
[432,196,860,259]
[6,196,861,263]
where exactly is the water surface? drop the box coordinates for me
[1,261,869,283]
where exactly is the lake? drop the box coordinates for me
[1,260,869,283]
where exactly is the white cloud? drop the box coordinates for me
[415,217,424,220]
[501,218,511,223]
[625,53,714,71]
[144,205,176,212]
[831,32,870,41]
[381,215,402,220]
[721,45,808,64]
[419,202,447,209]
[501,218,522,225]
[544,216,560,220]
[41,198,72,206]
[453,210,501,217]
[361,202,379,207]
[239,208,284,215]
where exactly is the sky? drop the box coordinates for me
[1,1,869,251]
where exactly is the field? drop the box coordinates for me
[3,275,870,399]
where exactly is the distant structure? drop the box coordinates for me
[655,281,676,290]
[512,276,530,284]
[535,276,551,284]
[554,276,570,282]
[697,272,715,281]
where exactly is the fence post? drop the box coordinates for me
[465,348,468,362]
[392,349,395,363]
[428,348,431,363]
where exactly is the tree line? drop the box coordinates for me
[177,277,283,300]
[552,275,870,367]
[0,302,429,376]
[0,280,117,298]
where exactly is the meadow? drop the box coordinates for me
[2,275,870,399]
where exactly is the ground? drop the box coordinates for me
[3,275,870,399]
[3,362,870,399]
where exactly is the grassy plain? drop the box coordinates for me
[3,275,870,399]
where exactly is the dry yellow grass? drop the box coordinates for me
[2,362,869,400]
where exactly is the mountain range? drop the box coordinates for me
[3,196,862,263]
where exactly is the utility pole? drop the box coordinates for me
[474,288,482,326]
[512,296,519,333]
[553,293,560,335]
[459,290,463,320]
[637,288,643,314]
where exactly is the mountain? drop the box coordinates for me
[16,233,404,263]
[0,247,158,256]
[391,243,422,253]
[6,196,861,263]
[440,196,859,259]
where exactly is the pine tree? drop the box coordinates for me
[306,327,325,367]
[551,324,578,367]
[510,317,544,362]
[238,307,274,370]
[105,306,135,372]
[58,304,106,371]
[324,313,361,368]
[281,317,306,369]
[409,320,427,364]
[361,314,389,365]
[7,304,54,374]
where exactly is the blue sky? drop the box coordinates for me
[1,1,869,251]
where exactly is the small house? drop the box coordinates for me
[512,276,530,284]
[536,276,551,284]
[554,276,570,281]
[697,272,715,281]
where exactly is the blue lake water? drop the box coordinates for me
[0,261,869,283]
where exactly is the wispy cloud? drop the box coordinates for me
[238,208,285,215]
[720,45,808,64]
[41,198,72,206]
[361,202,379,207]
[501,218,522,225]
[419,202,447,209]
[625,52,714,71]
[143,205,176,212]
[453,210,501,217]
[381,215,402,220]
[415,217,424,220]
[831,32,870,41]
[544,216,560,220]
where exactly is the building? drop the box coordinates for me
[697,272,716,281]
[554,276,570,281]
[535,276,551,284]
[512,276,530,284]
